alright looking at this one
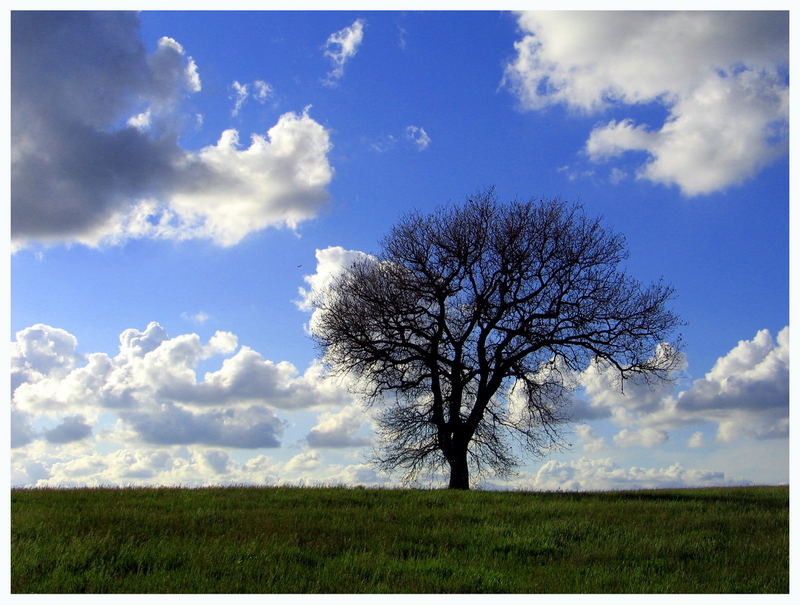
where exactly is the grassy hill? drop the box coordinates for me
[11,485,788,593]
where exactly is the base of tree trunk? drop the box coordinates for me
[448,455,470,490]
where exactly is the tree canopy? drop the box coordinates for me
[312,190,683,489]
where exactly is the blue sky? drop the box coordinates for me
[8,10,790,489]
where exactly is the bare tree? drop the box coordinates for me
[312,189,682,489]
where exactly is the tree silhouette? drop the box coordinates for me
[312,190,682,489]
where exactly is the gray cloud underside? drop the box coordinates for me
[12,11,332,248]
[122,404,283,448]
[12,12,180,239]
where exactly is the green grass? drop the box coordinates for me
[11,485,788,593]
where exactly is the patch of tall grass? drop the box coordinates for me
[11,485,788,593]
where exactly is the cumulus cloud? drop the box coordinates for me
[688,431,705,448]
[12,12,191,244]
[127,110,153,131]
[581,348,684,416]
[9,321,788,488]
[528,457,738,492]
[675,327,789,441]
[160,108,332,246]
[11,441,394,489]
[149,36,202,107]
[285,450,322,473]
[11,409,38,449]
[11,12,333,250]
[574,424,606,453]
[79,108,331,248]
[296,246,376,335]
[123,404,285,448]
[572,327,789,446]
[323,19,365,84]
[307,404,372,448]
[11,322,356,450]
[504,11,788,195]
[11,323,85,389]
[405,125,431,151]
[613,427,668,448]
[44,415,93,444]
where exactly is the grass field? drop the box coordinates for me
[11,485,788,593]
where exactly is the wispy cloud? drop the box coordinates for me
[230,80,248,116]
[230,79,273,116]
[181,311,211,324]
[253,80,273,102]
[405,125,431,151]
[322,18,365,85]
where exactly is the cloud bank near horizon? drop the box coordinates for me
[10,311,786,489]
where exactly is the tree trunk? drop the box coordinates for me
[448,447,470,490]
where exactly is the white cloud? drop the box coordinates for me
[11,323,85,389]
[11,13,333,251]
[127,110,152,131]
[504,11,788,196]
[231,80,248,116]
[11,322,357,450]
[119,321,169,358]
[93,108,333,248]
[369,134,397,153]
[675,327,789,442]
[297,246,375,335]
[613,427,668,448]
[169,108,332,246]
[231,79,273,116]
[574,424,606,453]
[206,331,238,356]
[285,450,321,472]
[9,321,788,489]
[528,457,740,492]
[688,431,705,449]
[397,25,407,50]
[368,126,431,153]
[585,119,655,161]
[405,125,431,151]
[323,19,365,84]
[181,311,211,325]
[253,80,273,102]
[307,404,372,448]
[577,344,686,419]
[149,36,202,107]
[572,327,789,446]
[608,167,627,185]
[318,463,392,487]
[11,441,396,489]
